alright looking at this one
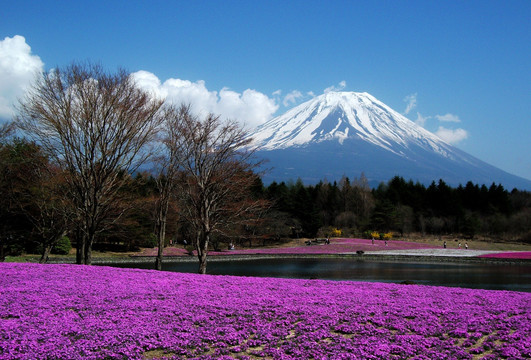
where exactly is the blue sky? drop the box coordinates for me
[1,0,530,180]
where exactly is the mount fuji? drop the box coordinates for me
[250,91,531,190]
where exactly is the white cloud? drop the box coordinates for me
[218,87,278,129]
[131,70,164,96]
[0,35,44,119]
[403,93,417,115]
[435,113,461,123]
[272,89,282,96]
[324,80,347,93]
[0,34,277,129]
[282,90,303,107]
[435,126,468,144]
[132,71,278,130]
[414,112,430,127]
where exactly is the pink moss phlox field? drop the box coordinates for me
[224,238,438,256]
[136,238,438,257]
[478,252,531,260]
[1,264,530,359]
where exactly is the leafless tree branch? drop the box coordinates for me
[16,62,164,264]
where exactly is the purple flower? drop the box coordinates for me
[0,263,529,359]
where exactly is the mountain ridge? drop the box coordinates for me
[250,91,531,190]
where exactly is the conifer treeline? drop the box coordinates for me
[255,175,531,242]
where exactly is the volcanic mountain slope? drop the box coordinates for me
[249,91,531,189]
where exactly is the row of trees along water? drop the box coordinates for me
[1,62,530,273]
[256,175,530,242]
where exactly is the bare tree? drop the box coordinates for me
[151,105,187,270]
[351,173,375,223]
[0,122,15,142]
[23,163,70,263]
[0,137,67,263]
[16,62,163,265]
[0,122,15,260]
[0,134,26,261]
[170,109,265,274]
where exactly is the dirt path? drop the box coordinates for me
[363,249,500,257]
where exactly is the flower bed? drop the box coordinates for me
[1,263,529,359]
[136,238,438,257]
[226,238,438,255]
[478,251,531,260]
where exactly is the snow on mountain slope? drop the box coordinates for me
[249,91,531,189]
[252,91,455,159]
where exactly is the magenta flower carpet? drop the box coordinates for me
[136,239,531,259]
[1,263,529,359]
[478,252,531,260]
[136,238,438,257]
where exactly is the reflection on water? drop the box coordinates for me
[108,258,531,292]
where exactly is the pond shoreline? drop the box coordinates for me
[44,252,531,265]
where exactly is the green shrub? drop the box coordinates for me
[7,242,24,257]
[142,233,158,248]
[52,236,71,255]
[185,245,195,256]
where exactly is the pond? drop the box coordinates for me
[105,257,531,292]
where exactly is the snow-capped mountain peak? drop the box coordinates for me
[251,91,450,159]
[249,91,531,189]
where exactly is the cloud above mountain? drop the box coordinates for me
[436,113,461,122]
[402,92,468,145]
[0,35,471,144]
[131,70,278,130]
[324,81,347,93]
[414,112,430,127]
[0,35,279,130]
[433,113,467,144]
[0,35,44,120]
[282,90,303,107]
[403,93,417,115]
[435,126,468,144]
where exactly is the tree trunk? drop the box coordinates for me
[155,201,168,271]
[196,232,209,274]
[419,215,426,237]
[0,240,4,262]
[198,251,208,274]
[155,220,165,270]
[39,245,52,264]
[76,229,85,265]
[84,232,95,265]
[155,229,164,270]
[85,242,92,265]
